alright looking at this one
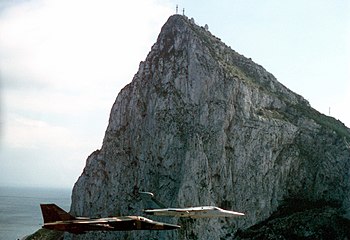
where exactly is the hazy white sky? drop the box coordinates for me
[0,0,349,188]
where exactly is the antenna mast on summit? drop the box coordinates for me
[182,8,185,16]
[176,4,178,14]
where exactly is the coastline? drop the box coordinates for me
[0,186,71,240]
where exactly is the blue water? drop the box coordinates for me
[0,186,71,240]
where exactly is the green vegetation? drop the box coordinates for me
[235,199,350,239]
[25,229,63,240]
[286,102,350,140]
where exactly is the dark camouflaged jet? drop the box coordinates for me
[40,204,180,234]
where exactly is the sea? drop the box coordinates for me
[0,186,71,240]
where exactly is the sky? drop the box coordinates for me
[0,0,349,189]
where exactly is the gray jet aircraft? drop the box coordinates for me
[40,203,180,234]
[140,192,245,218]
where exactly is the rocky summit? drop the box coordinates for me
[67,15,350,239]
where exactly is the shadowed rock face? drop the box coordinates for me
[235,199,350,239]
[68,15,350,239]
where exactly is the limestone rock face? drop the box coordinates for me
[68,15,350,239]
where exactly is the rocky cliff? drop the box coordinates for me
[68,15,350,239]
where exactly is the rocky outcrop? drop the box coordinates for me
[235,199,350,239]
[68,15,350,239]
[25,229,63,240]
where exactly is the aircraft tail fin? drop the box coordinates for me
[139,192,167,209]
[40,204,75,223]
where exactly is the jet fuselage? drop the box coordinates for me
[144,206,245,218]
[42,216,179,234]
[40,204,180,234]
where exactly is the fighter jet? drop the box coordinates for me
[140,192,245,218]
[40,204,180,234]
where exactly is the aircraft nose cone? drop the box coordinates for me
[150,222,181,230]
[162,223,181,230]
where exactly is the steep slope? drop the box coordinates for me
[68,15,350,239]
